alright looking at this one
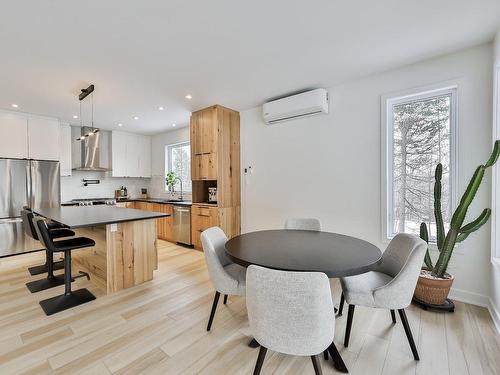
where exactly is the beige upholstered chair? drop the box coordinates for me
[339,233,427,360]
[246,265,345,375]
[284,218,321,231]
[201,227,246,331]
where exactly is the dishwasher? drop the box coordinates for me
[173,205,192,245]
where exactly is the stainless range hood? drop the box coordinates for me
[72,126,111,171]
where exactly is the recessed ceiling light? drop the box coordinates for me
[118,123,123,127]
[172,123,176,127]
[11,104,18,108]
[185,94,192,100]
[158,106,164,110]
[133,116,139,120]
[73,115,78,119]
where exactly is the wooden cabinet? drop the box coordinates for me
[126,202,174,242]
[190,105,241,250]
[28,117,60,161]
[192,153,217,180]
[59,124,72,176]
[112,131,151,178]
[191,205,218,249]
[0,111,28,159]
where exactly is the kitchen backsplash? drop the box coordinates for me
[61,172,191,202]
[61,171,150,202]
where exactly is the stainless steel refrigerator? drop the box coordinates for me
[0,158,60,257]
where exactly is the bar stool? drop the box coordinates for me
[22,207,70,276]
[33,217,97,315]
[21,209,76,293]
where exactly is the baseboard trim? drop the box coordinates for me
[447,287,500,334]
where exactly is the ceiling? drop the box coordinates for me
[1,1,499,134]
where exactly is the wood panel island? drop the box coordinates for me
[34,206,169,294]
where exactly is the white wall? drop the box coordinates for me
[149,126,190,199]
[61,171,148,202]
[241,43,494,305]
[490,28,500,332]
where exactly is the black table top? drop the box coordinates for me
[225,230,382,278]
[34,206,169,229]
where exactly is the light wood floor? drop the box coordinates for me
[0,240,499,375]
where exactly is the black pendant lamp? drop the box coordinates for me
[76,84,100,141]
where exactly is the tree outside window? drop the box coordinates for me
[166,142,192,192]
[387,88,456,241]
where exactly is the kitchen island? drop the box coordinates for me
[34,206,169,294]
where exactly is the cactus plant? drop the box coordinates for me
[420,140,500,278]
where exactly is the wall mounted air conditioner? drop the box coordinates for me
[262,88,329,125]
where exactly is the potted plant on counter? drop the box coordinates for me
[166,171,177,192]
[415,140,500,309]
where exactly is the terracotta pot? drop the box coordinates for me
[414,268,454,305]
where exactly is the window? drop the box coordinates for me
[165,142,192,192]
[383,86,457,241]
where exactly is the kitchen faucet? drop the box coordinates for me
[174,177,183,201]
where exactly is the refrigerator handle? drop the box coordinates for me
[26,161,32,209]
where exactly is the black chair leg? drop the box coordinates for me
[323,350,328,360]
[253,346,267,375]
[311,355,323,375]
[28,251,64,275]
[398,309,419,360]
[206,291,220,331]
[344,304,355,347]
[38,251,96,316]
[391,309,396,324]
[223,294,228,304]
[26,250,64,293]
[327,341,349,373]
[338,292,345,315]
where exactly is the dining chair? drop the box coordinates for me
[201,227,246,331]
[246,264,344,375]
[284,218,321,231]
[338,233,427,360]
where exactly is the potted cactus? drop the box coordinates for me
[415,140,500,306]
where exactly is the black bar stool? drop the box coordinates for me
[33,217,97,315]
[21,206,68,276]
[21,209,76,293]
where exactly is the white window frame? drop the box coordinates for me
[381,84,459,244]
[165,141,192,192]
[492,62,500,264]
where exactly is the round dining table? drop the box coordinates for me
[225,229,383,373]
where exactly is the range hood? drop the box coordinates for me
[72,126,111,171]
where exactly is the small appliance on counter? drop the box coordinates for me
[141,188,148,199]
[208,187,217,203]
[115,186,128,200]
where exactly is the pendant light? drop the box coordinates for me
[75,84,100,141]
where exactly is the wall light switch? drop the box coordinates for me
[110,223,118,232]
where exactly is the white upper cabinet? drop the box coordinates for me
[0,110,60,160]
[112,131,151,178]
[59,123,72,176]
[0,111,28,159]
[139,135,151,178]
[28,116,60,161]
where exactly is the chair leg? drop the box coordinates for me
[63,251,72,296]
[327,341,349,373]
[398,309,419,360]
[338,292,345,315]
[311,355,323,375]
[206,291,220,331]
[323,349,328,360]
[223,294,228,304]
[253,346,267,375]
[344,304,355,347]
[391,309,396,324]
